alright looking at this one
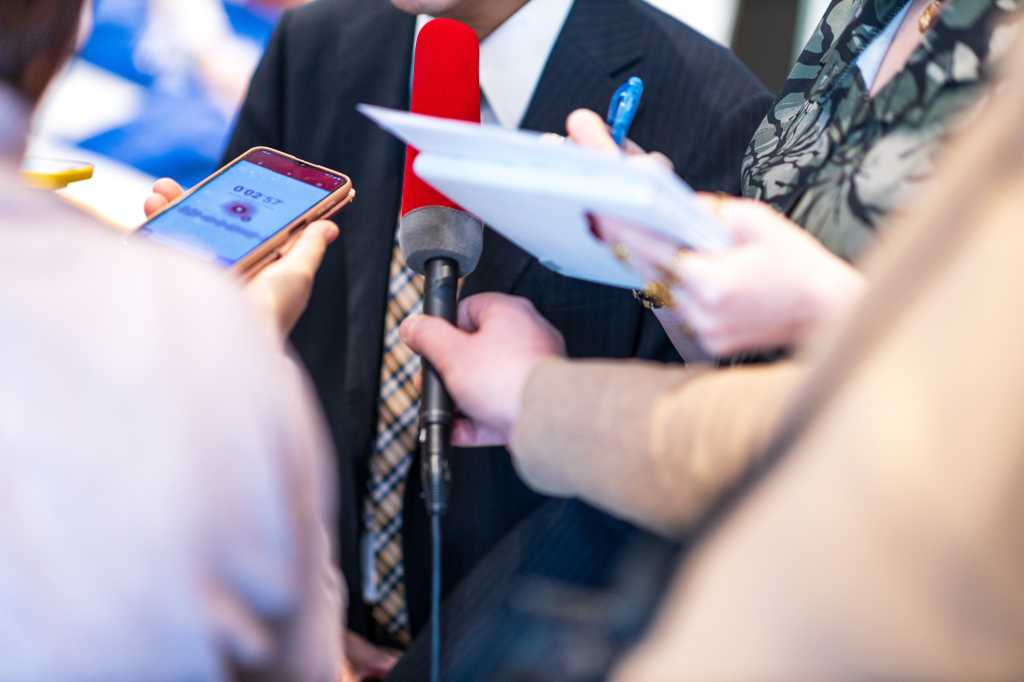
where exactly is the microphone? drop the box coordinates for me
[399,18,484,519]
[399,21,482,682]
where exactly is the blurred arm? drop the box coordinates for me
[510,359,804,537]
[259,352,345,681]
[178,269,344,680]
[615,88,1024,677]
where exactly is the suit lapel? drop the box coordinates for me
[318,7,417,636]
[326,0,650,368]
[331,6,416,460]
[461,0,648,298]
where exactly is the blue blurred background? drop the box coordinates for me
[28,0,829,228]
[73,0,281,187]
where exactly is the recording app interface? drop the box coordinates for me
[140,155,339,266]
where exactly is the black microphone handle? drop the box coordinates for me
[421,256,460,517]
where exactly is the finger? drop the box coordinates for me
[274,220,339,278]
[276,218,340,259]
[694,193,751,242]
[694,193,723,214]
[586,214,606,241]
[622,137,646,156]
[626,152,675,176]
[670,287,722,352]
[338,659,359,682]
[152,177,184,202]
[595,215,673,255]
[646,151,674,172]
[695,194,781,243]
[451,418,507,448]
[143,194,170,218]
[597,217,686,282]
[701,332,746,359]
[399,314,468,377]
[671,251,727,306]
[671,285,748,357]
[455,292,524,332]
[565,109,620,154]
[588,214,657,279]
[274,227,304,259]
[355,649,399,679]
[618,140,675,173]
[343,632,400,679]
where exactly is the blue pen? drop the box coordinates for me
[606,76,644,148]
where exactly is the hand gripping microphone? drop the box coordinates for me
[400,19,483,519]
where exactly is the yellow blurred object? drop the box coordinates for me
[21,157,94,190]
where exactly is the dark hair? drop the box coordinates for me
[0,0,87,102]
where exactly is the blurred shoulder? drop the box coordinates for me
[284,0,348,28]
[0,190,338,678]
[282,0,408,43]
[4,188,278,386]
[5,188,334,490]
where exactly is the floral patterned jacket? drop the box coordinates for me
[742,0,1020,260]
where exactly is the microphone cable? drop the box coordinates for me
[430,512,443,682]
[419,255,462,682]
[397,18,484,681]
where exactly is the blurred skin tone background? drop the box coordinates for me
[30,0,830,229]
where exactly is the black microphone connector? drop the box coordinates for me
[420,256,460,516]
[399,204,483,519]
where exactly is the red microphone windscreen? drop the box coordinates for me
[401,19,480,217]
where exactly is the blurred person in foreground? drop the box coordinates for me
[614,27,1024,674]
[143,0,773,670]
[403,27,1024,680]
[0,2,346,679]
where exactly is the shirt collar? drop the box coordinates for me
[416,0,574,129]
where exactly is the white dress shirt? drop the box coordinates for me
[856,1,913,89]
[416,0,575,128]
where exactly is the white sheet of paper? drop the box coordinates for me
[359,104,729,289]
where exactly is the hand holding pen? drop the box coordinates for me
[565,91,864,360]
[564,77,673,170]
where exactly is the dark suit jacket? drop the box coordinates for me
[223,0,771,643]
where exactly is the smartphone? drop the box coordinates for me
[137,147,353,274]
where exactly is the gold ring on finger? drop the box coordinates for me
[612,243,631,265]
[639,280,675,309]
[711,192,729,217]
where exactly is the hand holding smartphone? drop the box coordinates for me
[137,147,353,275]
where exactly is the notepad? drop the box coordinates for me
[359,104,729,289]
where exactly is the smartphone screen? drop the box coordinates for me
[137,149,348,266]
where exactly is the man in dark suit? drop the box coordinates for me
[147,0,770,672]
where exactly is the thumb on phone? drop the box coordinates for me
[143,178,185,218]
